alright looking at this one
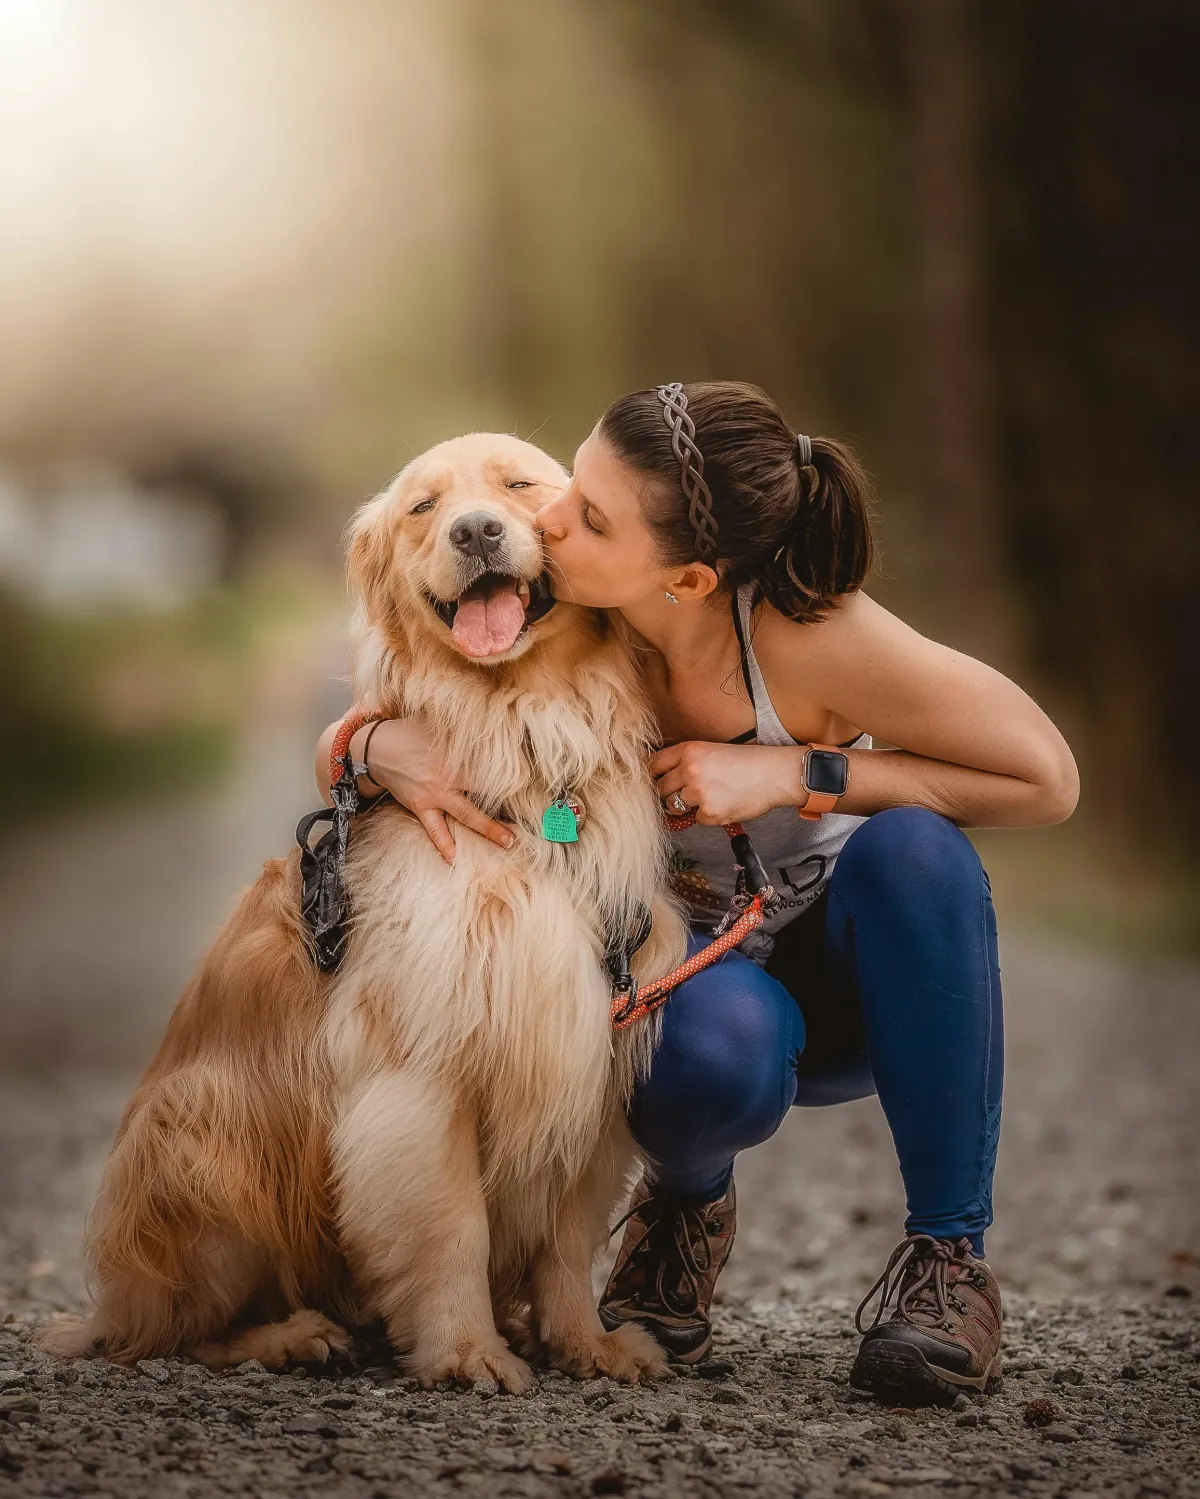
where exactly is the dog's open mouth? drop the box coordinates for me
[428,571,557,658]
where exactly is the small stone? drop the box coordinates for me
[283,1413,325,1434]
[951,1392,971,1412]
[472,1376,498,1400]
[591,1469,626,1495]
[532,1448,572,1474]
[955,1409,981,1427]
[693,1360,736,1380]
[0,1395,39,1419]
[1052,1365,1084,1385]
[1022,1398,1058,1428]
[1164,1283,1192,1298]
[663,1410,685,1432]
[1009,1460,1042,1480]
[135,1359,171,1384]
[235,1359,268,1375]
[1040,1421,1080,1443]
[1119,1362,1147,1381]
[710,1386,749,1405]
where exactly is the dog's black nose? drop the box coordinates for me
[449,511,506,559]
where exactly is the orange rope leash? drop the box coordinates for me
[329,708,385,791]
[610,894,765,1030]
[610,812,771,1030]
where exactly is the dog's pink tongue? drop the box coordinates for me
[452,584,526,657]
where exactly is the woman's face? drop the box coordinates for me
[535,428,677,609]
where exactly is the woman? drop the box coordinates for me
[317,381,1078,1403]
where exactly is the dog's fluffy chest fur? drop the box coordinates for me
[327,620,679,1188]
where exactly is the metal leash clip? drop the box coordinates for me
[605,902,653,1024]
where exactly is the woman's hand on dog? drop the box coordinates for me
[316,718,515,863]
[649,740,808,824]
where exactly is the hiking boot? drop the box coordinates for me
[598,1178,736,1364]
[849,1234,1003,1404]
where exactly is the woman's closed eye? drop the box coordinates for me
[581,504,604,535]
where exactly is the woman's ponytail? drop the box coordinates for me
[759,435,874,623]
[598,381,875,623]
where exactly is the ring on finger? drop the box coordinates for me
[668,792,690,815]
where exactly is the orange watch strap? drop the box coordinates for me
[798,742,843,822]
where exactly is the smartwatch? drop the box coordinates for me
[798,743,850,821]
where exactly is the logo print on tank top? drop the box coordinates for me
[776,855,827,897]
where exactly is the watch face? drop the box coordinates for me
[806,749,849,797]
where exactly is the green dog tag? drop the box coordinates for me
[541,799,579,843]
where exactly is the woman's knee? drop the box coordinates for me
[641,954,803,1143]
[832,806,985,915]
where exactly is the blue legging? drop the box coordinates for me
[629,808,1003,1255]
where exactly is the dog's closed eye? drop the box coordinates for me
[507,480,534,490]
[410,497,437,515]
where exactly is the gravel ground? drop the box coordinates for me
[1,687,1197,1497]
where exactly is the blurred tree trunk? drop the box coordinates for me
[909,0,1013,663]
[984,1,1200,862]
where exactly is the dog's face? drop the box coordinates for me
[349,433,571,665]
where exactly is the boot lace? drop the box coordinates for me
[854,1234,977,1335]
[608,1193,719,1319]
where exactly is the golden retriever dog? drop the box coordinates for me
[43,433,687,1391]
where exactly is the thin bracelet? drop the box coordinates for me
[329,707,384,789]
[359,718,388,792]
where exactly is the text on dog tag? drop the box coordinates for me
[541,799,579,843]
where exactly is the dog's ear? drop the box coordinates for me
[345,493,399,629]
[346,491,410,703]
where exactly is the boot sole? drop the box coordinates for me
[849,1337,1001,1406]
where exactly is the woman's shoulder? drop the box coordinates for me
[752,588,897,669]
[751,589,944,730]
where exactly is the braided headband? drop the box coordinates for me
[656,384,816,562]
[655,383,718,561]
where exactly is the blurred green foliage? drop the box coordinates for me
[0,583,303,818]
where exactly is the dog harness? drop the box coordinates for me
[297,709,782,1028]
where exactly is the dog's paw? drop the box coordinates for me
[275,1309,353,1366]
[414,1339,533,1395]
[497,1308,539,1361]
[197,1309,353,1370]
[549,1321,668,1385]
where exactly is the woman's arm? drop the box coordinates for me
[315,717,515,862]
[650,593,1079,829]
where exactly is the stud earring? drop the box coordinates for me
[665,591,679,604]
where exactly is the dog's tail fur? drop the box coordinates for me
[40,853,352,1364]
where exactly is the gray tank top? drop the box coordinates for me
[668,585,871,948]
